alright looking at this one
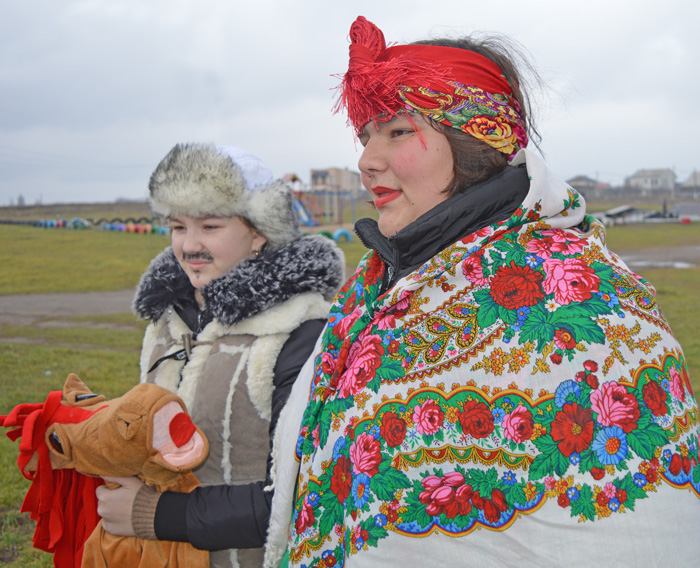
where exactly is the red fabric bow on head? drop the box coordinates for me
[335,16,528,158]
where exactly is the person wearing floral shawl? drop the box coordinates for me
[264,16,700,568]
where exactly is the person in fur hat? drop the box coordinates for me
[95,143,345,568]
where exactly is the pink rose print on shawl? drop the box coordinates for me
[543,257,600,305]
[375,294,410,331]
[669,367,686,403]
[540,229,587,255]
[413,400,445,435]
[462,254,488,286]
[335,306,363,338]
[349,432,382,476]
[525,236,556,259]
[590,382,640,433]
[502,404,534,443]
[336,333,384,398]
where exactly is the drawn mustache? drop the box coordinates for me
[182,251,214,262]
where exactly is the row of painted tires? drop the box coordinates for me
[35,218,91,229]
[100,223,169,235]
[20,218,352,241]
[33,217,168,234]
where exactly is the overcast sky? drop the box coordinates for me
[1,0,698,205]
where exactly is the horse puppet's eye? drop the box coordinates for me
[113,411,143,440]
[49,432,64,454]
[75,393,100,402]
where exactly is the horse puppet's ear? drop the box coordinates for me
[62,373,106,407]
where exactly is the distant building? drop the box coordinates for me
[310,167,362,196]
[625,168,676,195]
[566,175,610,198]
[679,171,700,198]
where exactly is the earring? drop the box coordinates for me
[253,249,260,256]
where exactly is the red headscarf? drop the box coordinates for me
[335,16,528,158]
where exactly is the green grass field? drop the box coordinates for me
[0,208,698,566]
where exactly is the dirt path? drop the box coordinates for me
[0,289,135,326]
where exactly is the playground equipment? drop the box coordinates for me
[333,228,353,242]
[293,190,357,228]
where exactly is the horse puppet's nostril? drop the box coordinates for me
[169,412,196,448]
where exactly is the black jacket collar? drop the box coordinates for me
[355,164,529,288]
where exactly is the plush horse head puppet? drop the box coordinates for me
[0,374,209,568]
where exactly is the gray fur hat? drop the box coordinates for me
[149,143,300,250]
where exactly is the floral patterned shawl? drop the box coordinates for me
[266,149,700,567]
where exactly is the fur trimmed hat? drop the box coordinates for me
[148,143,301,250]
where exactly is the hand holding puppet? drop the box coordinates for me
[0,373,210,568]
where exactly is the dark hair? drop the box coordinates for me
[412,35,542,196]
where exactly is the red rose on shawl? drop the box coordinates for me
[380,412,407,447]
[349,432,382,476]
[642,381,668,416]
[412,400,444,435]
[337,334,384,398]
[339,285,357,315]
[295,494,315,534]
[550,402,595,456]
[590,382,640,433]
[490,262,544,310]
[322,351,336,377]
[459,399,495,439]
[543,257,600,305]
[330,456,353,503]
[363,253,385,288]
[502,404,534,443]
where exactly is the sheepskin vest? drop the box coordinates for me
[134,235,344,568]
